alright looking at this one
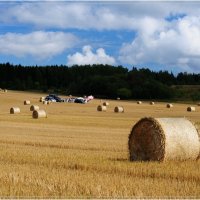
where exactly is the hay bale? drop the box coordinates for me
[97,105,107,112]
[47,101,51,105]
[114,106,124,113]
[4,89,7,93]
[187,106,195,112]
[137,101,142,104]
[150,102,155,105]
[43,101,48,105]
[117,97,120,100]
[24,100,30,105]
[10,107,20,114]
[166,103,173,108]
[30,105,39,111]
[128,117,200,161]
[39,97,45,102]
[32,110,47,119]
[103,102,109,106]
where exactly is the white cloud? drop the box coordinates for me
[1,2,200,30]
[0,31,78,59]
[67,45,116,66]
[119,16,200,72]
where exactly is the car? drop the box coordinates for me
[45,94,64,102]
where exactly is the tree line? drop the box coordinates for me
[1,62,200,100]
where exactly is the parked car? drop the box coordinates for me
[74,97,86,104]
[45,94,64,102]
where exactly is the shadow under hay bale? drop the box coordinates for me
[97,105,107,112]
[32,110,47,119]
[187,106,195,112]
[30,105,39,111]
[24,100,30,105]
[114,106,124,113]
[128,117,200,161]
[166,103,173,108]
[10,107,20,114]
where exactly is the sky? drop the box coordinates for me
[1,1,200,73]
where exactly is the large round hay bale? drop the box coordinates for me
[10,107,20,114]
[4,89,7,93]
[32,110,47,119]
[166,103,173,108]
[137,101,142,104]
[114,106,124,113]
[128,117,200,161]
[117,97,120,100]
[103,102,109,106]
[150,101,155,105]
[97,105,107,112]
[30,105,39,111]
[187,106,195,112]
[24,100,30,105]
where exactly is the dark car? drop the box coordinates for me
[74,97,86,104]
[46,94,64,102]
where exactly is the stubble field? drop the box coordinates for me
[0,90,199,198]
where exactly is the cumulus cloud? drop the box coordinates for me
[0,3,136,30]
[119,16,200,72]
[67,45,116,66]
[0,31,78,59]
[1,2,200,30]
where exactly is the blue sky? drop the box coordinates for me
[1,1,200,73]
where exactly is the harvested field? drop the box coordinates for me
[0,90,199,198]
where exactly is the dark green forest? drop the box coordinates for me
[1,62,200,100]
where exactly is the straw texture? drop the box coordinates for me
[32,110,47,119]
[10,107,20,114]
[114,106,124,113]
[129,117,200,161]
[97,105,107,112]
